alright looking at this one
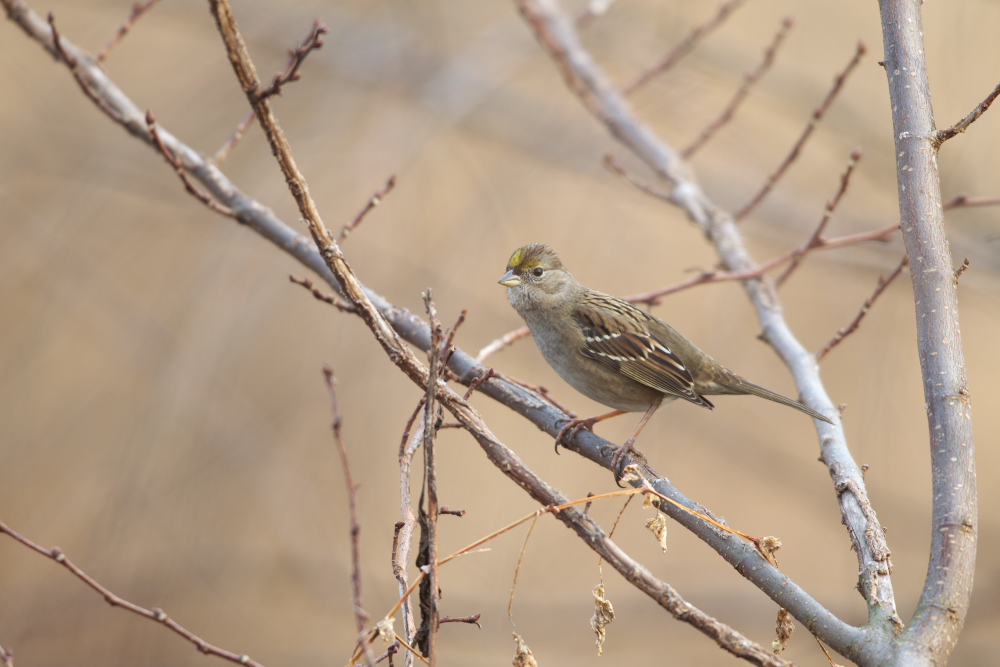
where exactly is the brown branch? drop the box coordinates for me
[97,0,163,62]
[776,148,863,285]
[323,368,376,667]
[942,193,1000,210]
[475,325,531,362]
[621,0,748,96]
[625,221,898,306]
[816,255,908,361]
[418,292,442,665]
[254,19,328,102]
[339,176,397,241]
[289,274,356,311]
[211,109,255,165]
[683,16,793,158]
[935,80,1000,146]
[0,517,268,667]
[954,258,971,282]
[439,614,481,628]
[734,41,866,221]
[147,111,234,216]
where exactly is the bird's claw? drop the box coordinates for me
[554,417,598,454]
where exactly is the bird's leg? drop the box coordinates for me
[554,410,628,453]
[609,401,660,484]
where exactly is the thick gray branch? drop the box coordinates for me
[877,2,977,665]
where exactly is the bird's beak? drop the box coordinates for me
[497,269,521,287]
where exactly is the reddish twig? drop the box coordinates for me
[475,326,531,362]
[603,153,671,201]
[323,367,375,667]
[146,112,234,216]
[0,517,268,667]
[339,176,397,241]
[289,274,356,311]
[943,193,1000,210]
[935,80,1000,146]
[440,614,481,628]
[211,109,255,165]
[624,221,898,306]
[735,41,866,221]
[776,148,863,285]
[97,0,163,62]
[954,258,971,282]
[683,17,794,158]
[621,0,749,96]
[462,368,495,401]
[816,255,908,360]
[438,506,466,517]
[254,20,328,101]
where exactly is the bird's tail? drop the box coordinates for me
[741,381,834,424]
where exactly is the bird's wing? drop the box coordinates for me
[574,298,712,408]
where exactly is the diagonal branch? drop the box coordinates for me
[934,80,1000,147]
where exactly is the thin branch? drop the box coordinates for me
[942,193,1000,210]
[289,274,357,311]
[935,80,1000,146]
[439,614,481,628]
[954,258,971,282]
[776,148,863,285]
[734,41,866,221]
[211,109,255,165]
[324,368,376,667]
[621,0,748,96]
[147,111,234,217]
[475,326,530,362]
[339,176,397,241]
[816,255,908,360]
[97,0,163,62]
[254,19,328,102]
[0,518,268,667]
[419,292,442,665]
[683,16,793,158]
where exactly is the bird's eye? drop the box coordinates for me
[532,267,544,277]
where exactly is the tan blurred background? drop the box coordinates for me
[1,0,998,665]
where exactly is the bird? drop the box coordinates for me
[497,243,833,478]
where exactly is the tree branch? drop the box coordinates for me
[878,1,977,664]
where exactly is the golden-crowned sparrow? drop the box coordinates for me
[498,243,833,474]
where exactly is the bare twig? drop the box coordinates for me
[418,292,442,665]
[324,368,375,667]
[438,506,466,517]
[954,258,971,282]
[935,80,1000,146]
[97,0,163,62]
[147,112,234,216]
[943,193,1000,210]
[339,176,397,241]
[816,256,908,361]
[683,17,793,158]
[776,148,863,285]
[254,19,328,102]
[211,109,255,165]
[0,518,268,667]
[289,274,356,311]
[735,41,866,221]
[440,614,481,628]
[621,0,748,96]
[475,326,530,362]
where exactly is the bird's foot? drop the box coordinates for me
[554,416,602,454]
[604,440,646,487]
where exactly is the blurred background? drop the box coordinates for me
[1,0,997,664]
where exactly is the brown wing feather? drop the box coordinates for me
[574,300,713,408]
